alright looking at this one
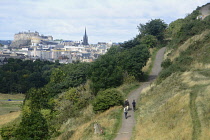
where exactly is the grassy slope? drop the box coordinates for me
[0,94,24,125]
[60,46,154,140]
[0,94,24,139]
[132,30,210,140]
[54,48,158,140]
[54,84,138,140]
[55,106,122,140]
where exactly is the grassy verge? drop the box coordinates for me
[55,106,122,140]
[142,48,159,80]
[118,82,140,98]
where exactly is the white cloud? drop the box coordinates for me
[0,0,209,43]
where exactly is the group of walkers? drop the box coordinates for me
[124,99,136,119]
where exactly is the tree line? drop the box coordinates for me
[0,59,60,93]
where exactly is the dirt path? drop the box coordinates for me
[114,47,166,140]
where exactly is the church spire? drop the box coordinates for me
[82,27,89,45]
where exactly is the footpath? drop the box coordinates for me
[114,47,166,140]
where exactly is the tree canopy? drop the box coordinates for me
[138,19,167,41]
[0,59,59,94]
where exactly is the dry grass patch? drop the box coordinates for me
[70,106,121,140]
[182,71,210,87]
[56,106,121,140]
[132,73,194,140]
[133,68,210,139]
[193,63,210,70]
[0,111,21,127]
[134,93,192,140]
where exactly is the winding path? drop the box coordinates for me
[114,47,166,140]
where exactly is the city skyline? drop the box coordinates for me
[0,0,209,44]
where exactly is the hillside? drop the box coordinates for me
[132,14,210,140]
[1,3,210,140]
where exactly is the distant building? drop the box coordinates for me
[82,28,89,45]
[0,57,8,66]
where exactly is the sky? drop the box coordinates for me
[0,0,209,44]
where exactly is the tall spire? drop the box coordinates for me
[82,27,89,45]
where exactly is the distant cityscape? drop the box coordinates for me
[0,29,120,64]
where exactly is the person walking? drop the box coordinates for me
[124,99,130,111]
[124,107,128,119]
[132,100,136,111]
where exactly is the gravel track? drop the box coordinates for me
[114,47,166,140]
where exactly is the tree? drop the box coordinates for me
[119,44,150,81]
[138,19,167,41]
[0,58,59,94]
[90,54,123,94]
[47,62,91,96]
[140,35,158,48]
[16,111,49,140]
[166,19,184,39]
[120,37,140,49]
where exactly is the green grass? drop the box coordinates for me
[0,94,24,115]
[190,91,201,140]
[118,82,140,97]
[142,48,159,80]
[103,108,122,140]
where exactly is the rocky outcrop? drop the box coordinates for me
[198,3,210,20]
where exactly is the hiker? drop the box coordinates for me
[132,100,136,111]
[124,99,130,111]
[124,107,128,119]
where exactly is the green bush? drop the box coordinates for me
[161,58,172,69]
[93,88,123,112]
[158,52,192,83]
[53,85,93,125]
[0,123,18,139]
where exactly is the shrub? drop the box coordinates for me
[0,123,19,139]
[93,88,123,112]
[161,58,172,69]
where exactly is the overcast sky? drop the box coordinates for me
[0,0,209,44]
